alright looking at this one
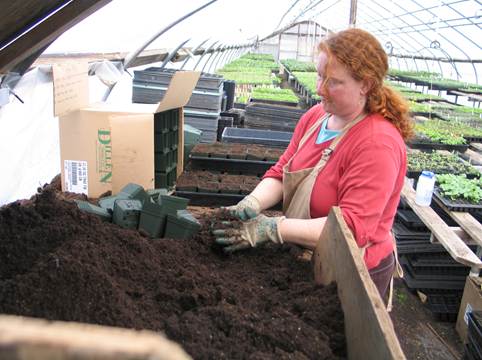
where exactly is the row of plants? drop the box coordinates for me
[436,174,482,204]
[407,151,480,177]
[292,71,320,100]
[416,118,482,142]
[281,59,317,72]
[217,53,279,85]
[251,87,299,103]
[388,69,482,94]
[414,119,471,145]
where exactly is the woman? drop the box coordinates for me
[213,28,413,302]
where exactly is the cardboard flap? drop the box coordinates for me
[156,71,201,113]
[53,62,89,117]
[110,114,154,194]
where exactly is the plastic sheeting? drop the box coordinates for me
[0,60,141,206]
[0,67,59,206]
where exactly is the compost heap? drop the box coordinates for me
[0,177,346,360]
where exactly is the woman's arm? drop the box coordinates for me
[250,177,283,211]
[279,217,327,249]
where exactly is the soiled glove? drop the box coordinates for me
[213,214,285,253]
[223,194,261,220]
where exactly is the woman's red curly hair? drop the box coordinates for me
[318,28,414,140]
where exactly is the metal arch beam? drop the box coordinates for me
[123,0,218,69]
[180,38,209,70]
[215,45,233,71]
[193,40,219,70]
[359,0,438,56]
[406,0,479,81]
[207,44,227,73]
[358,0,443,74]
[201,43,224,73]
[356,5,419,54]
[387,0,474,61]
[159,38,191,69]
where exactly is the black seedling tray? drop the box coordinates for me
[400,256,468,281]
[221,127,292,148]
[433,189,482,214]
[249,98,299,108]
[407,140,469,153]
[396,209,427,231]
[190,156,275,175]
[396,241,447,255]
[174,190,245,207]
[401,263,465,290]
[426,292,462,321]
[392,221,431,241]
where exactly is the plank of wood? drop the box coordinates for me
[313,207,406,360]
[449,212,482,247]
[401,179,482,267]
[470,143,482,152]
[0,315,190,360]
[464,149,482,165]
[431,227,476,246]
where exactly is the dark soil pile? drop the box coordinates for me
[0,178,346,359]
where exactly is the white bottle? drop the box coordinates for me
[415,171,436,206]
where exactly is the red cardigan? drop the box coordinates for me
[264,104,407,270]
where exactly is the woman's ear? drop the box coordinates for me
[361,79,373,95]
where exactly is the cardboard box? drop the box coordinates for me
[456,276,482,343]
[57,69,200,197]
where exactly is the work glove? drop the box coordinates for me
[223,194,261,221]
[213,214,285,253]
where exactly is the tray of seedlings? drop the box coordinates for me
[188,142,284,175]
[408,122,470,152]
[174,170,261,206]
[432,174,482,213]
[406,151,481,180]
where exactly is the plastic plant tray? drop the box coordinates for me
[221,127,292,148]
[249,97,299,108]
[392,221,431,241]
[432,188,482,214]
[174,190,245,207]
[407,140,469,153]
[189,156,275,175]
[396,209,427,231]
[396,241,447,255]
[467,311,482,359]
[426,293,461,321]
[400,255,470,279]
[401,263,465,290]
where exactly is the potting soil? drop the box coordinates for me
[0,177,346,359]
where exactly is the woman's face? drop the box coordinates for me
[316,52,367,117]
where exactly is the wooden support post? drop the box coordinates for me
[313,207,406,360]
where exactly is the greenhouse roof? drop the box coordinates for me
[1,0,481,82]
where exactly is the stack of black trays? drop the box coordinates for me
[394,198,477,321]
[132,68,224,143]
[244,103,305,132]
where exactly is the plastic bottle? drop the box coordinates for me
[415,170,436,206]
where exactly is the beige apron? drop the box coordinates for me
[282,112,402,311]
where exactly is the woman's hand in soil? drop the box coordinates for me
[223,194,261,220]
[213,214,285,253]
